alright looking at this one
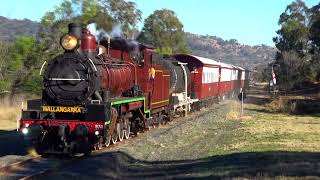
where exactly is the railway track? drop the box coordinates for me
[0,122,182,179]
[0,126,164,179]
[0,100,228,179]
[0,154,94,179]
[0,156,51,179]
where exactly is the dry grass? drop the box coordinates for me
[209,83,320,155]
[225,101,241,120]
[227,101,320,153]
[245,107,320,151]
[0,104,22,130]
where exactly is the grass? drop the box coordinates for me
[208,98,320,157]
[0,104,22,130]
[243,104,320,151]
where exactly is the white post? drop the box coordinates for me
[178,62,188,116]
[240,91,244,117]
[17,101,23,132]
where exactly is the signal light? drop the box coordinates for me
[60,34,78,50]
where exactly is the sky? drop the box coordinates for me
[0,0,319,46]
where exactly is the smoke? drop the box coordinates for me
[86,23,140,56]
[126,40,141,58]
[110,24,123,38]
[86,23,124,42]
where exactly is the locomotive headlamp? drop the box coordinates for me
[22,127,29,135]
[94,130,99,136]
[61,34,78,50]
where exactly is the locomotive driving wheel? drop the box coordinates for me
[111,130,118,144]
[105,135,111,147]
[104,123,111,147]
[123,117,130,139]
[117,121,124,142]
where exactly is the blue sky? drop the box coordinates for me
[0,0,319,46]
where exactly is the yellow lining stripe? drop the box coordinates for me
[151,99,169,105]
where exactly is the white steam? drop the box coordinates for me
[110,24,123,38]
[86,23,124,42]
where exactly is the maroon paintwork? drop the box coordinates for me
[81,29,136,98]
[20,120,105,134]
[81,29,96,52]
[108,46,170,112]
[99,63,135,97]
[174,54,242,100]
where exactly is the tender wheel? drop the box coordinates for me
[124,118,131,139]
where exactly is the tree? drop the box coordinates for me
[308,3,320,81]
[277,51,306,89]
[2,36,44,103]
[100,0,141,37]
[38,0,141,58]
[273,0,310,55]
[0,40,11,93]
[0,37,45,98]
[309,3,320,53]
[41,0,141,37]
[138,9,190,55]
[0,0,142,101]
[272,0,320,89]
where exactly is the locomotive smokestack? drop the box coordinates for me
[68,23,82,40]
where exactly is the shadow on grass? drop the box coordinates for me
[292,99,320,116]
[245,107,274,114]
[38,150,320,179]
[245,99,320,117]
[245,95,273,106]
[0,130,29,157]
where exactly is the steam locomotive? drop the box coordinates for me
[19,23,248,155]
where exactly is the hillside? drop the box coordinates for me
[0,16,276,69]
[186,33,276,69]
[0,16,38,41]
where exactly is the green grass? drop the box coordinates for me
[208,102,320,156]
